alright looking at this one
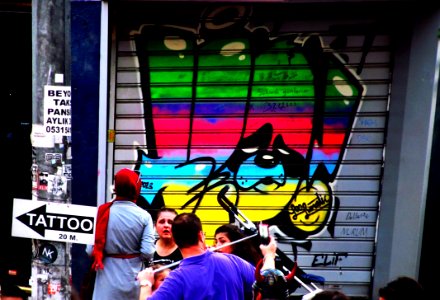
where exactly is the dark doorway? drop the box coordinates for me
[0,5,32,298]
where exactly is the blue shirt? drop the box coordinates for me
[92,201,155,300]
[148,250,255,300]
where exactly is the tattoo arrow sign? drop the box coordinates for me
[12,198,97,245]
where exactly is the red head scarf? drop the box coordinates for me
[91,168,141,270]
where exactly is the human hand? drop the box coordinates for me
[137,267,155,283]
[260,236,277,256]
[207,244,217,252]
[137,267,155,299]
[259,236,277,271]
[259,236,277,257]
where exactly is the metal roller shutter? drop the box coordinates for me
[110,3,392,297]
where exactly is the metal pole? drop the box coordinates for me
[31,0,71,299]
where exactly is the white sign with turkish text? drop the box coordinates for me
[43,85,71,136]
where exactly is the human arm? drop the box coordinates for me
[137,267,155,300]
[138,267,182,300]
[140,212,156,261]
[259,236,277,270]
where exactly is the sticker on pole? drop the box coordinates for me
[43,85,71,136]
[12,198,96,245]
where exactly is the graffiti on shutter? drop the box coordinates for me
[113,4,390,296]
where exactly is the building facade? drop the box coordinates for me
[70,0,439,298]
[3,0,434,299]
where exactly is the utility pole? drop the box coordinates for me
[31,0,71,299]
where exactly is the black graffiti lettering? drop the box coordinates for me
[346,211,369,220]
[141,181,154,190]
[289,193,330,220]
[263,101,292,113]
[341,227,368,237]
[312,252,348,267]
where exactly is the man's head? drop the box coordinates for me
[310,290,349,300]
[114,168,142,200]
[378,276,424,300]
[172,213,203,248]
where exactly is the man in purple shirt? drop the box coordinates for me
[137,213,256,299]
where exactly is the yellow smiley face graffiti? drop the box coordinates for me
[288,181,332,233]
[155,177,332,241]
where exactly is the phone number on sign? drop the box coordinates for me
[45,126,71,134]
